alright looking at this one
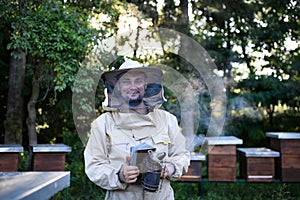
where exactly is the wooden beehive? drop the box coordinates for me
[266,132,300,182]
[238,147,279,182]
[179,152,206,182]
[31,144,71,171]
[206,136,243,182]
[0,145,23,172]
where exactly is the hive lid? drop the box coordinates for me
[190,152,206,161]
[237,147,280,157]
[204,136,243,145]
[0,144,23,153]
[30,144,72,153]
[266,132,300,139]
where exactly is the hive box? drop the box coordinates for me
[206,136,243,182]
[0,144,23,172]
[179,152,206,182]
[266,132,300,182]
[238,147,280,182]
[31,144,71,171]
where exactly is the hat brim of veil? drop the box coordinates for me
[101,67,163,87]
[101,67,166,111]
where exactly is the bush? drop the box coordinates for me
[53,130,106,199]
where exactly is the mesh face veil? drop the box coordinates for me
[101,59,166,112]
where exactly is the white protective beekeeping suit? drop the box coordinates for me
[84,59,190,200]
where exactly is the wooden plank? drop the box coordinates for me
[280,155,300,168]
[208,167,236,181]
[270,138,300,154]
[239,153,276,182]
[208,145,236,155]
[0,153,19,172]
[246,157,275,182]
[208,155,236,168]
[247,157,275,175]
[280,140,300,154]
[33,153,66,171]
[269,138,281,151]
[179,161,202,182]
[270,138,300,182]
[280,168,300,182]
[275,161,300,182]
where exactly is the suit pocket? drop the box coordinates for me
[152,133,171,153]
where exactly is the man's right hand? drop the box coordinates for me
[120,156,140,183]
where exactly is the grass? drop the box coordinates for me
[53,177,300,199]
[172,181,300,200]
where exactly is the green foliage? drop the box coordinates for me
[268,111,300,132]
[171,182,300,200]
[225,115,266,147]
[191,0,299,134]
[172,182,201,200]
[0,0,300,198]
[53,130,106,199]
[17,150,31,171]
[6,0,96,92]
[272,184,292,200]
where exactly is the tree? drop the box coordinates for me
[1,0,27,144]
[131,0,199,142]
[238,0,300,128]
[3,0,96,144]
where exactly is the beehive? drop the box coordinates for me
[31,144,71,171]
[238,147,279,182]
[266,132,300,182]
[206,136,243,182]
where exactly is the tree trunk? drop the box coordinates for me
[4,50,26,144]
[26,67,40,145]
[178,0,190,35]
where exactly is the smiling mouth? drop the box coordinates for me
[128,91,140,96]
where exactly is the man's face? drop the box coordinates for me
[117,71,147,104]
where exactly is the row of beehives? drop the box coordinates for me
[180,132,300,183]
[0,144,71,171]
[1,132,299,182]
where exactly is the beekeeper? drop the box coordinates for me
[84,59,190,200]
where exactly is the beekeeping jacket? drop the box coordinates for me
[84,59,190,200]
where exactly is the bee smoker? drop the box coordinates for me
[139,150,166,192]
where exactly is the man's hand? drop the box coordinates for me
[161,166,169,179]
[161,163,175,179]
[122,156,140,183]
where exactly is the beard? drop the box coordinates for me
[128,96,143,107]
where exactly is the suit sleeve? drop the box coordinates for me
[164,113,190,180]
[84,115,127,190]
